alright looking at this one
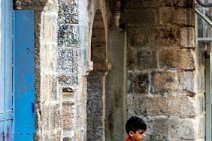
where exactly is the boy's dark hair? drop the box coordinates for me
[125,116,147,134]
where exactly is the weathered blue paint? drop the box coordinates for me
[14,10,35,141]
[0,0,14,141]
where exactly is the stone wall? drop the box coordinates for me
[122,0,205,140]
[14,0,110,140]
[14,0,207,140]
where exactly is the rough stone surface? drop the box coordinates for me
[151,71,178,94]
[58,0,78,24]
[58,24,79,47]
[158,0,194,7]
[42,103,62,130]
[128,72,149,94]
[41,74,59,101]
[13,0,206,141]
[91,29,106,42]
[128,48,157,70]
[196,95,205,115]
[15,0,58,10]
[178,71,194,92]
[127,27,156,48]
[197,116,205,138]
[87,75,104,141]
[123,8,158,26]
[180,27,195,48]
[57,49,79,73]
[41,130,62,141]
[58,75,78,86]
[159,7,194,26]
[154,25,180,46]
[127,95,196,118]
[63,103,74,130]
[91,42,106,63]
[146,117,195,140]
[128,25,180,47]
[159,48,195,70]
[123,0,158,8]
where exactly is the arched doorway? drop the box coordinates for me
[87,10,108,141]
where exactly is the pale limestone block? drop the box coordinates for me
[180,27,195,48]
[146,117,196,140]
[160,48,195,70]
[63,103,74,130]
[179,71,194,92]
[127,95,197,118]
[151,71,178,93]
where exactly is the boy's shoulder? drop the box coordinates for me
[124,137,133,141]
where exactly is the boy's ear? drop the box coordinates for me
[129,131,134,137]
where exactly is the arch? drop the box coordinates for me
[87,9,108,141]
[91,9,108,72]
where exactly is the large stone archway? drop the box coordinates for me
[87,9,108,141]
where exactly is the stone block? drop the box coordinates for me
[128,72,149,94]
[159,48,195,70]
[41,44,57,72]
[42,129,62,141]
[151,71,178,93]
[63,103,74,130]
[91,42,106,62]
[93,21,105,29]
[196,94,205,114]
[75,129,86,141]
[59,0,77,5]
[63,137,71,141]
[87,118,104,141]
[15,0,59,10]
[57,48,79,73]
[128,48,157,70]
[159,7,194,26]
[180,27,195,48]
[58,0,78,24]
[58,75,78,86]
[91,29,106,42]
[123,0,158,8]
[178,71,194,92]
[42,103,62,130]
[41,74,58,101]
[58,24,79,47]
[124,8,158,26]
[197,116,205,138]
[75,104,86,130]
[128,27,156,48]
[159,0,194,7]
[154,25,180,46]
[146,117,195,140]
[41,13,58,42]
[127,95,196,118]
[197,68,205,93]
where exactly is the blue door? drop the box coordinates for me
[14,10,35,141]
[0,0,14,141]
[1,2,35,141]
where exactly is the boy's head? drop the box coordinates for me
[125,116,147,141]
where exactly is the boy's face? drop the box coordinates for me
[129,129,145,141]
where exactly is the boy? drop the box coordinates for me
[124,116,147,141]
